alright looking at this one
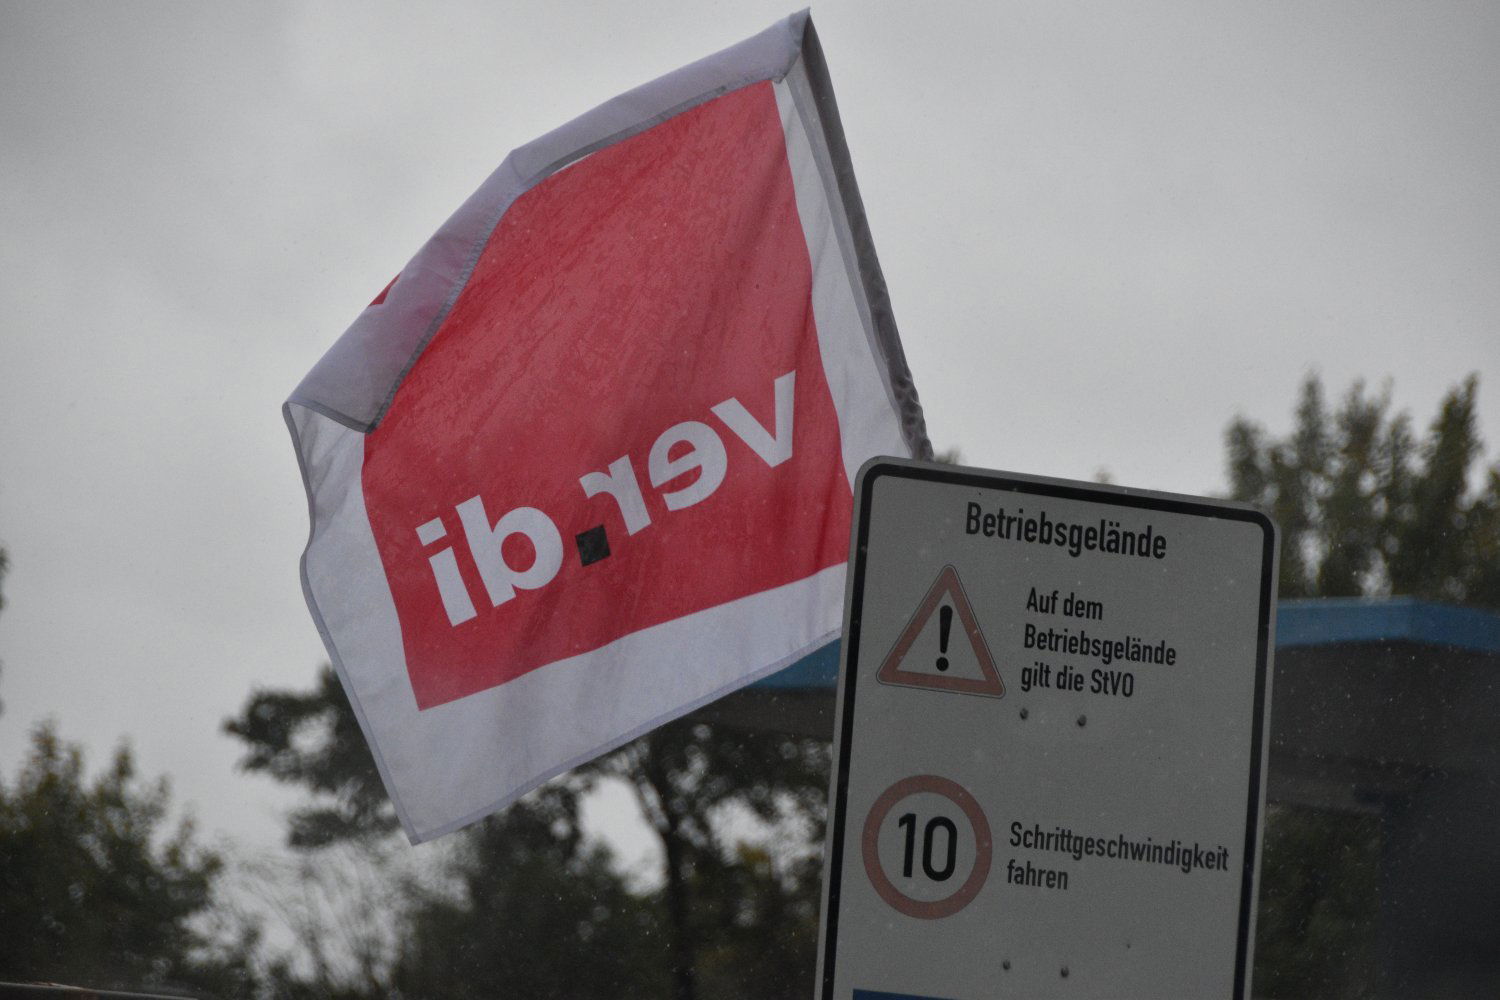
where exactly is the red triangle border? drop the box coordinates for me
[876,565,1005,698]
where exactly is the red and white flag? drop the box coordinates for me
[286,11,929,843]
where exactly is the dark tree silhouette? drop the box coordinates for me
[0,723,258,995]
[1228,374,1500,999]
[226,665,831,999]
[1226,374,1500,609]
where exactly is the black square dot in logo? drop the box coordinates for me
[575,524,610,566]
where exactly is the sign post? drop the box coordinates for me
[817,459,1277,1000]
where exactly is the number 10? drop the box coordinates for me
[898,812,958,882]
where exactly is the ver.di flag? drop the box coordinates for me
[285,11,930,843]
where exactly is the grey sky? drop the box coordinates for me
[1,0,1497,868]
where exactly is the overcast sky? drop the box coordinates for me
[2,1,1497,870]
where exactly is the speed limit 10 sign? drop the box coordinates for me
[815,459,1277,1000]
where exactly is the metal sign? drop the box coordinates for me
[817,459,1277,1000]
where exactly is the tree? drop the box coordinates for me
[691,839,825,1000]
[594,717,830,1000]
[1252,805,1381,1000]
[226,666,668,998]
[226,666,398,848]
[1226,374,1500,998]
[0,722,258,996]
[391,783,669,1000]
[1226,374,1500,608]
[0,543,256,994]
[227,667,833,999]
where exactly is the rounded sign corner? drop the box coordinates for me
[855,455,910,490]
[1249,507,1280,547]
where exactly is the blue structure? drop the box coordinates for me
[1276,596,1500,653]
[754,597,1500,693]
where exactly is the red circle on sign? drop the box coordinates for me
[861,774,992,920]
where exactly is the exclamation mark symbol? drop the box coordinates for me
[936,605,953,671]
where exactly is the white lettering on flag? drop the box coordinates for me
[713,370,797,467]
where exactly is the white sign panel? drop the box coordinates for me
[817,459,1277,1000]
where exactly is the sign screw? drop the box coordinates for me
[1019,707,1029,720]
[1076,714,1087,727]
[1002,960,1011,971]
[1060,965,1070,978]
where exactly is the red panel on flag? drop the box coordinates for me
[361,82,852,709]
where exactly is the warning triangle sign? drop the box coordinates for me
[876,565,1005,698]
